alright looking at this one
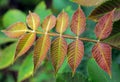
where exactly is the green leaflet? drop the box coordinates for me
[0,43,16,69]
[3,9,26,27]
[56,72,88,82]
[87,58,110,82]
[34,1,52,22]
[18,53,34,82]
[0,32,17,44]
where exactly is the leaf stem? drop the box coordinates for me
[28,30,98,43]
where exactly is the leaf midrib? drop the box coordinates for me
[37,34,48,65]
[17,33,34,56]
[30,13,36,30]
[97,43,110,74]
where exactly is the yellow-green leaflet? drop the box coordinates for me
[26,11,40,31]
[2,22,27,38]
[15,33,36,60]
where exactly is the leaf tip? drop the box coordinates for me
[72,70,75,77]
[108,70,112,79]
[29,10,32,14]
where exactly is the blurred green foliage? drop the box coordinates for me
[0,0,120,82]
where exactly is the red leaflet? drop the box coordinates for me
[70,7,86,36]
[34,35,51,70]
[67,39,84,76]
[95,9,115,40]
[50,37,67,73]
[92,43,111,77]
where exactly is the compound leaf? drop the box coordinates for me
[50,37,67,73]
[34,35,51,71]
[92,43,111,77]
[89,0,120,22]
[95,10,114,40]
[26,11,40,31]
[42,15,56,32]
[67,39,84,76]
[70,7,86,36]
[2,22,27,38]
[56,10,69,34]
[15,33,36,60]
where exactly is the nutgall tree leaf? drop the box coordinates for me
[95,9,114,40]
[2,22,27,38]
[67,39,84,76]
[102,20,120,50]
[42,15,56,32]
[70,7,86,36]
[102,33,120,50]
[15,33,36,61]
[34,35,51,71]
[56,10,69,34]
[71,0,106,6]
[26,11,40,31]
[50,37,67,74]
[92,43,111,77]
[89,0,120,22]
